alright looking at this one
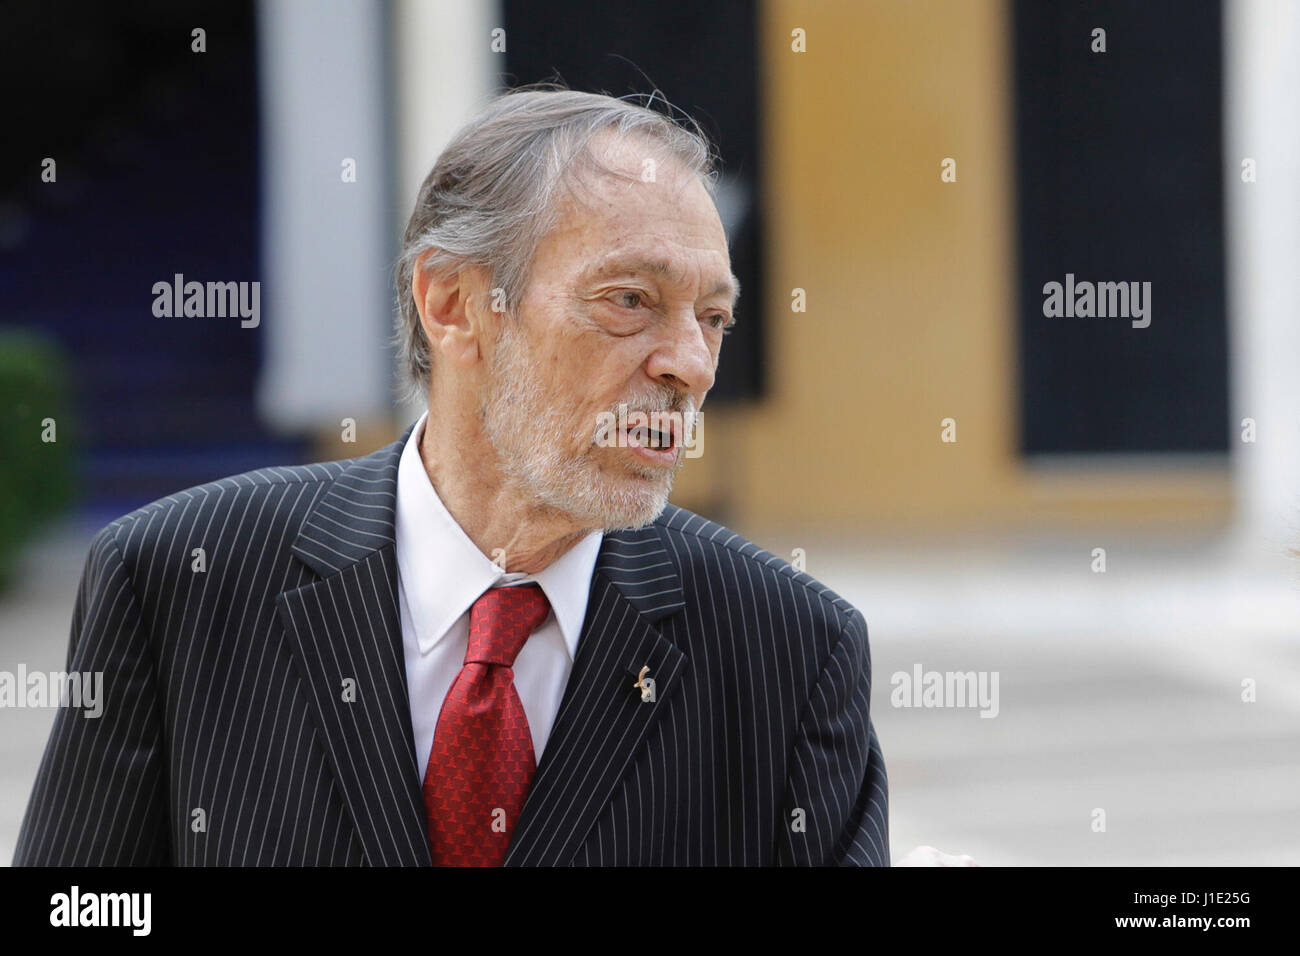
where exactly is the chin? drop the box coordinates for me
[607,483,674,530]
[562,477,672,531]
[524,453,675,531]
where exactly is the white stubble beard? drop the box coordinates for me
[479,319,687,531]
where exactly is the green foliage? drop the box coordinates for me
[0,328,75,588]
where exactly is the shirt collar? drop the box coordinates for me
[394,410,603,660]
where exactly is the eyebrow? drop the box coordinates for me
[583,252,741,311]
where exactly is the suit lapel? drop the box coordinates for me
[504,525,687,866]
[276,424,432,866]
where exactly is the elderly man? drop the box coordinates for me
[16,88,900,867]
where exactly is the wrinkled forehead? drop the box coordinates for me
[559,129,720,224]
[576,244,741,310]
[544,143,728,267]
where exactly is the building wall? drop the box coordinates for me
[670,0,1231,534]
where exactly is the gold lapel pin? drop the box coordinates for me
[634,665,657,703]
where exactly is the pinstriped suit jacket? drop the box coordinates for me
[14,423,889,866]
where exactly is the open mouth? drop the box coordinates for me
[626,420,676,450]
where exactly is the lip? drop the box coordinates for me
[623,422,680,466]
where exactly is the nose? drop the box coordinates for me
[644,310,717,399]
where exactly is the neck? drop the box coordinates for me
[417,408,589,576]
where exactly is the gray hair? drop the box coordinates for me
[393,84,721,404]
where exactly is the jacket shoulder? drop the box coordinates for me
[652,503,863,630]
[88,454,372,581]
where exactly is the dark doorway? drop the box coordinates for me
[1012,0,1228,455]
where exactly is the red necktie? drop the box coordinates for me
[422,583,551,866]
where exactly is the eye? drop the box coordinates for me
[612,290,646,310]
[704,312,735,334]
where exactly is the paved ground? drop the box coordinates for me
[784,528,1300,866]
[2,516,1297,865]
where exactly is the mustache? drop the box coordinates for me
[610,387,694,417]
[589,392,701,447]
[607,399,697,429]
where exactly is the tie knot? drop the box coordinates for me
[465,583,551,667]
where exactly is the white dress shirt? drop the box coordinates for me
[394,410,604,782]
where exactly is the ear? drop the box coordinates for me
[412,253,493,370]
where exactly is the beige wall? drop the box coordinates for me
[670,0,1230,535]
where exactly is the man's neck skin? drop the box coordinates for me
[417,406,589,576]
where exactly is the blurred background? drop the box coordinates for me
[1,0,1297,865]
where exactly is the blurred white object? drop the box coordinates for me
[255,0,393,431]
[897,845,980,867]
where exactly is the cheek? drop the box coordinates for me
[566,333,641,387]
[547,329,651,423]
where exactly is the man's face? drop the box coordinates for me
[479,133,736,531]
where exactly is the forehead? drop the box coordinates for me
[579,245,740,307]
[568,131,723,226]
[539,133,733,282]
